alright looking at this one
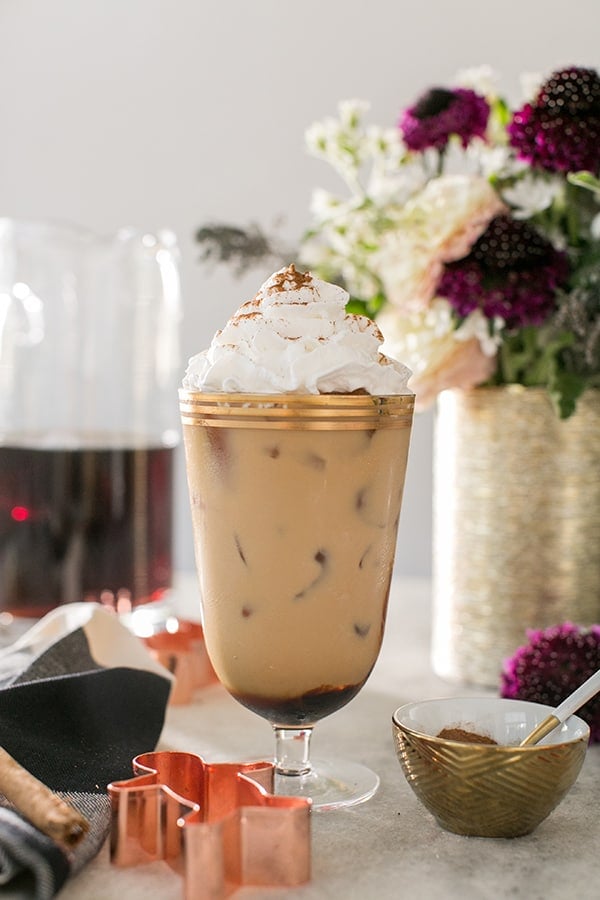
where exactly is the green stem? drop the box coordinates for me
[436,146,447,177]
[565,181,580,246]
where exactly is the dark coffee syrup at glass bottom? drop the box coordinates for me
[231,682,363,727]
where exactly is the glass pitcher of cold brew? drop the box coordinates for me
[0,219,181,618]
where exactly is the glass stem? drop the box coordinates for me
[273,727,313,776]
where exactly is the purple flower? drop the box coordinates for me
[437,215,569,328]
[501,622,600,743]
[399,87,489,153]
[508,66,600,174]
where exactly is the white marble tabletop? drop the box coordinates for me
[61,574,600,900]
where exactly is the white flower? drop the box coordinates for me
[467,143,526,179]
[364,125,405,160]
[378,299,498,410]
[300,196,388,300]
[338,99,370,128]
[519,71,543,102]
[308,189,342,224]
[305,104,373,192]
[379,299,456,378]
[455,309,503,356]
[305,121,328,156]
[305,115,354,158]
[455,65,500,98]
[366,168,423,207]
[501,173,563,219]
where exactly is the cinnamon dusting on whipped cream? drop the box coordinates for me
[264,264,313,293]
[183,265,412,395]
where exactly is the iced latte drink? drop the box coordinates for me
[180,266,413,733]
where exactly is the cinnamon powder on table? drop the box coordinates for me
[437,726,498,745]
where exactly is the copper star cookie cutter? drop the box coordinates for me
[108,750,311,899]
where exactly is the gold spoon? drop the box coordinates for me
[519,668,600,746]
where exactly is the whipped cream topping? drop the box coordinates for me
[183,265,412,395]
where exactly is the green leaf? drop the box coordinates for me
[345,291,386,320]
[491,97,512,128]
[525,332,574,385]
[548,370,586,419]
[345,297,369,316]
[498,328,539,383]
[567,171,600,195]
[366,292,386,318]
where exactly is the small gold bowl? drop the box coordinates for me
[392,697,589,838]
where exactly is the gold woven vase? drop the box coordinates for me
[432,386,600,687]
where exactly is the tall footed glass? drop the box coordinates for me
[180,390,414,809]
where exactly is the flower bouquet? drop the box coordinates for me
[295,65,600,418]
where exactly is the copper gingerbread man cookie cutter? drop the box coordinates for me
[108,750,311,899]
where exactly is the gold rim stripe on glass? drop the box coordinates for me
[179,390,414,430]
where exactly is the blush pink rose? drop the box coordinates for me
[409,336,497,410]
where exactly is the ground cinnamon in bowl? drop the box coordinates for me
[437,726,498,744]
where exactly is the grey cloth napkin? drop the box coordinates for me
[0,604,172,898]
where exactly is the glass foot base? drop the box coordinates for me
[273,757,380,811]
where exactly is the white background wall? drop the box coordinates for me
[1,0,598,576]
